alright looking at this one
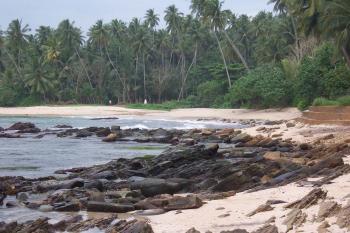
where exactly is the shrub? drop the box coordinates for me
[337,96,350,106]
[225,64,291,108]
[0,88,17,107]
[312,97,339,106]
[196,80,227,107]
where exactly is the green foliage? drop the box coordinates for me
[196,80,227,107]
[0,87,17,106]
[337,96,350,106]
[127,99,194,111]
[18,95,42,106]
[225,64,291,108]
[312,97,339,107]
[297,100,309,111]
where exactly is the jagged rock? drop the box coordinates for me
[102,133,118,142]
[7,122,36,131]
[54,124,73,128]
[247,204,274,217]
[76,129,93,138]
[213,172,249,192]
[54,202,80,212]
[256,126,266,131]
[96,127,112,137]
[252,224,278,233]
[164,195,203,211]
[67,215,117,232]
[34,179,84,192]
[336,202,350,230]
[0,193,6,205]
[300,143,312,150]
[285,188,327,209]
[18,127,41,133]
[130,178,189,197]
[0,133,21,138]
[317,221,330,233]
[231,133,252,143]
[186,227,201,233]
[84,179,104,191]
[263,151,282,161]
[221,230,249,233]
[135,209,166,216]
[106,219,154,233]
[286,122,296,128]
[87,201,135,213]
[317,201,341,221]
[283,209,307,232]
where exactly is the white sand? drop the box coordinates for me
[0,106,301,121]
[148,157,350,233]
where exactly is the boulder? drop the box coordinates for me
[84,180,104,191]
[54,202,80,212]
[7,122,36,131]
[186,228,201,233]
[336,202,350,230]
[96,128,111,137]
[18,127,41,133]
[54,124,73,129]
[35,179,84,193]
[106,219,154,233]
[130,178,187,197]
[164,196,203,211]
[285,188,327,209]
[317,201,341,221]
[75,129,93,138]
[231,133,252,144]
[87,201,134,213]
[263,151,282,161]
[286,122,296,128]
[213,172,249,192]
[102,133,118,142]
[16,192,29,202]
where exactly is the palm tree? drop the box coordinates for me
[323,0,350,66]
[145,9,160,30]
[132,25,152,100]
[24,56,54,101]
[191,0,249,87]
[5,19,30,70]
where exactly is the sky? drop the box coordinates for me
[0,0,273,33]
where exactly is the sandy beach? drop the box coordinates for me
[0,105,301,120]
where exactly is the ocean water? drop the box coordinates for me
[0,116,241,178]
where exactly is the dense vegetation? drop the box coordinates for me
[0,0,349,109]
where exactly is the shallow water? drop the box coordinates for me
[0,116,240,178]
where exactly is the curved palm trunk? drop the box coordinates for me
[178,43,197,101]
[74,48,93,89]
[342,46,350,67]
[222,31,250,71]
[105,48,127,103]
[214,32,231,88]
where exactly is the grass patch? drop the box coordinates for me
[312,95,350,107]
[312,97,339,106]
[127,100,193,111]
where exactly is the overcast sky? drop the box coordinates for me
[0,0,273,33]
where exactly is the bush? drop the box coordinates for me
[196,80,227,107]
[337,96,350,106]
[127,99,194,111]
[0,88,17,107]
[312,97,339,107]
[324,64,350,99]
[225,64,291,108]
[18,95,42,106]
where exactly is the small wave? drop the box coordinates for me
[121,124,151,130]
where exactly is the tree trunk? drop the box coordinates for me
[223,31,250,71]
[134,55,139,102]
[342,46,350,68]
[178,43,197,101]
[143,53,147,100]
[75,48,93,89]
[214,32,232,88]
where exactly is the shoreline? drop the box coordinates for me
[0,105,301,121]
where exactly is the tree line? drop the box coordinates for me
[0,0,349,108]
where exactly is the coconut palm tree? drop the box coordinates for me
[323,0,350,66]
[145,9,160,30]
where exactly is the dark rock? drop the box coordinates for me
[84,180,104,192]
[5,201,18,208]
[213,172,249,192]
[96,128,111,137]
[0,133,21,138]
[284,188,327,209]
[300,143,312,150]
[186,228,201,233]
[16,192,29,202]
[18,127,41,133]
[76,129,93,138]
[231,133,252,144]
[164,195,203,211]
[106,219,154,233]
[111,125,121,132]
[35,178,84,192]
[130,178,188,197]
[286,122,296,128]
[7,122,36,131]
[54,124,73,129]
[90,171,116,180]
[252,224,278,233]
[87,201,134,213]
[0,127,3,131]
[54,202,80,212]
